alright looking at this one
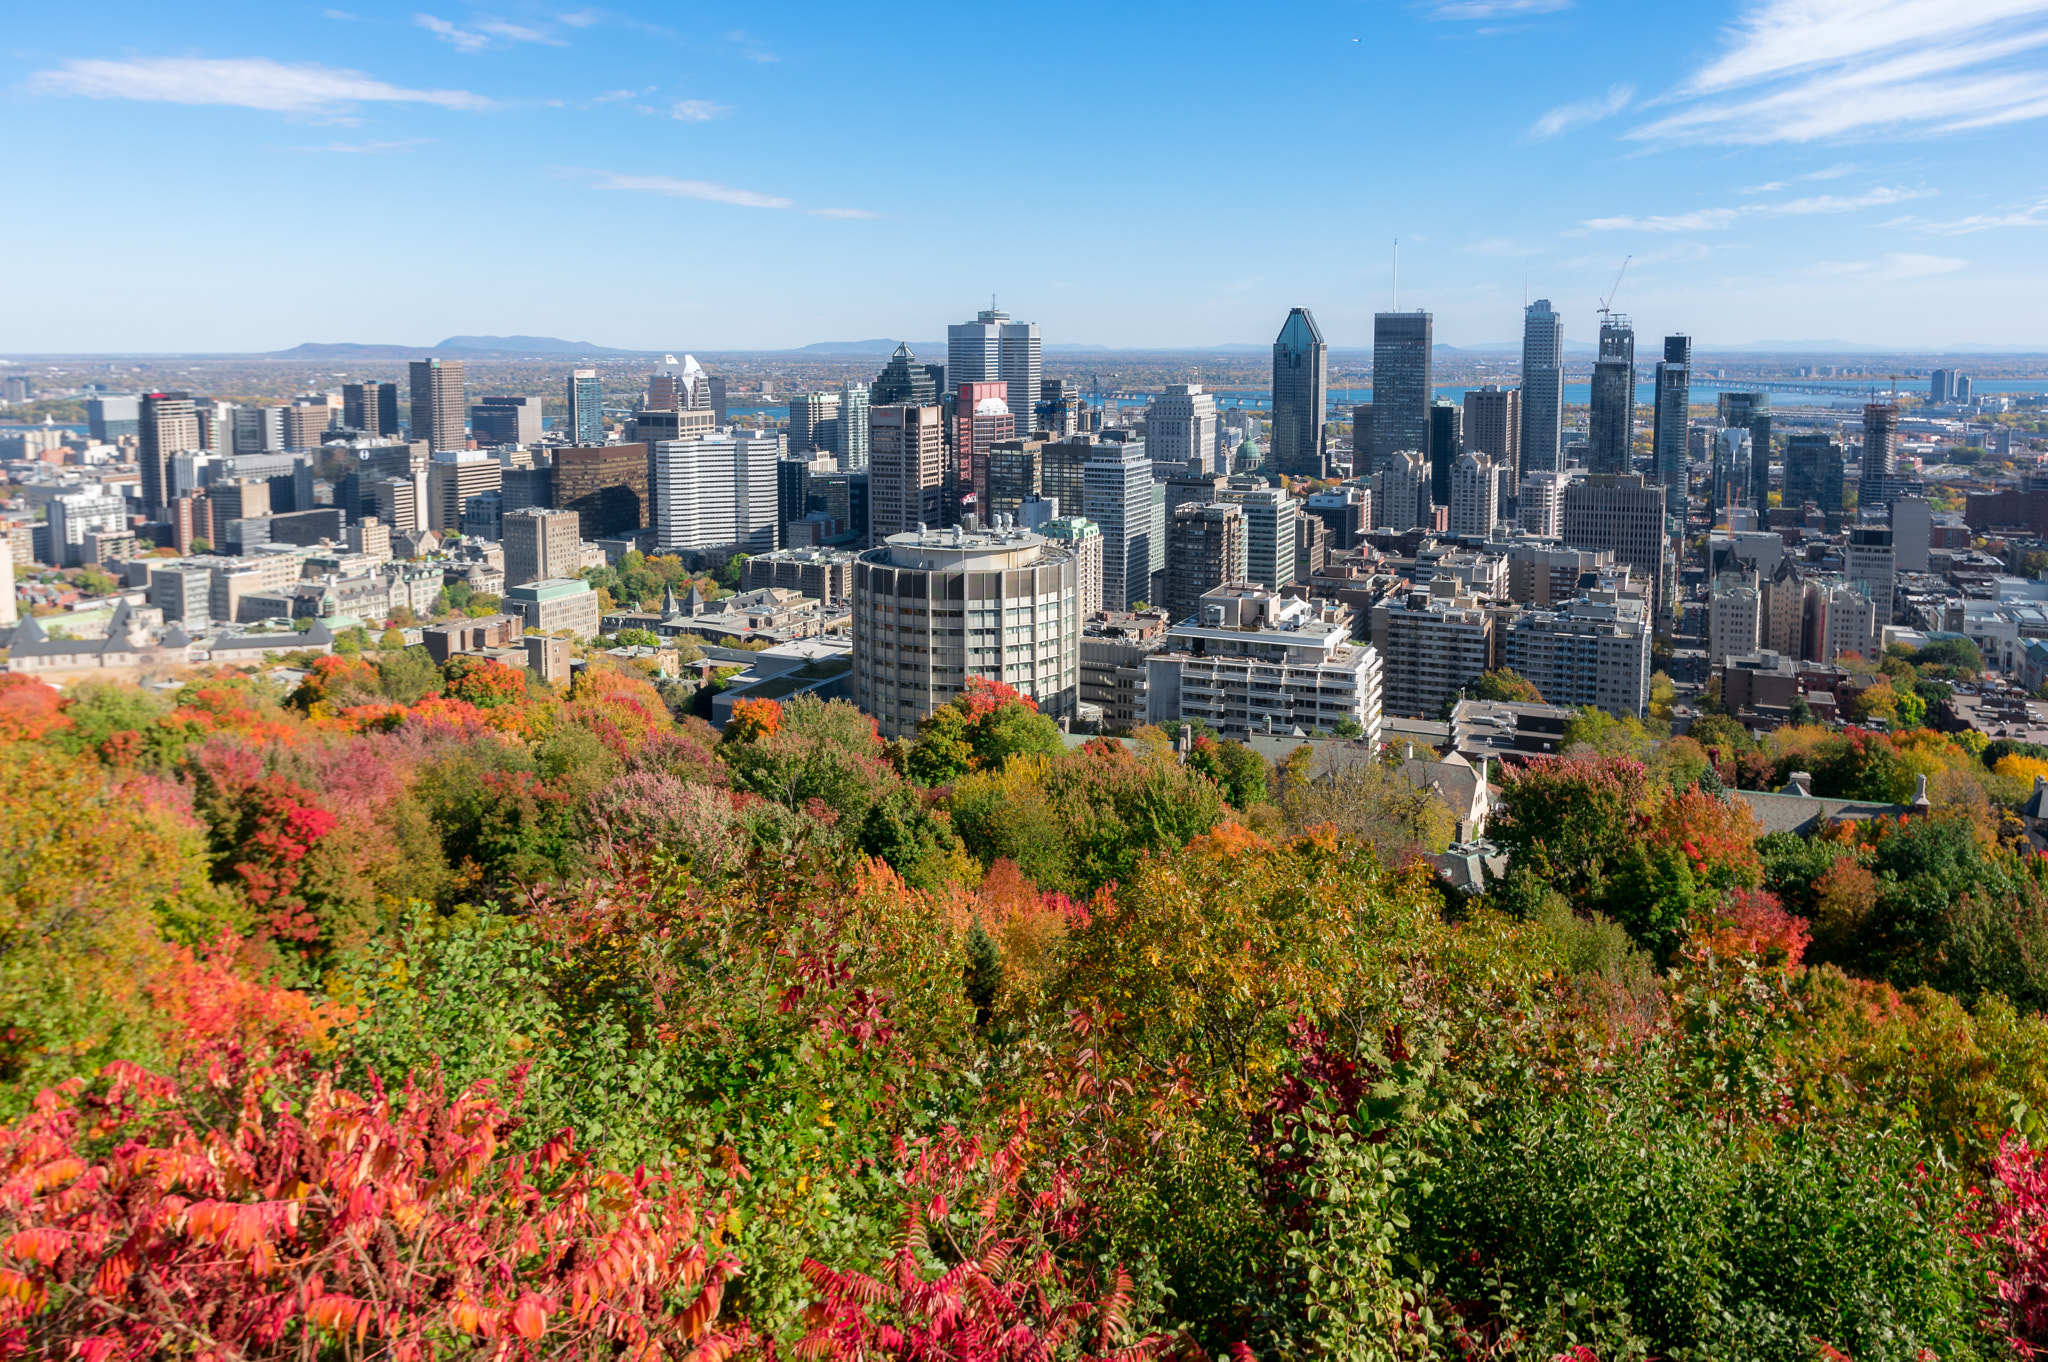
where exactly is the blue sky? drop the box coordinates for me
[6,0,2048,353]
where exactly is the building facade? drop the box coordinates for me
[1504,592,1652,718]
[503,507,583,587]
[947,308,1042,436]
[651,433,783,555]
[1652,335,1691,516]
[552,443,650,539]
[1372,311,1433,472]
[408,358,467,453]
[1148,384,1221,474]
[1562,473,1667,611]
[1588,318,1636,476]
[868,405,945,540]
[1142,587,1382,741]
[1463,386,1520,482]
[1271,309,1329,479]
[1521,299,1565,475]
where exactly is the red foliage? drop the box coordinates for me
[144,933,338,1066]
[1972,1133,2048,1356]
[0,676,70,745]
[957,676,1037,720]
[188,744,340,944]
[1688,887,1810,968]
[0,1059,736,1360]
[443,656,528,710]
[563,667,669,758]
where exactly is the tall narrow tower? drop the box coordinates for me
[1270,308,1330,479]
[1588,318,1636,476]
[947,307,1042,436]
[1652,335,1691,516]
[1520,299,1565,474]
[1370,311,1433,473]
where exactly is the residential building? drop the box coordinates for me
[1165,502,1247,622]
[741,546,857,603]
[868,405,945,540]
[1039,517,1104,617]
[506,577,600,639]
[139,391,200,515]
[1784,433,1846,526]
[148,564,211,626]
[1562,472,1666,607]
[567,369,603,446]
[1709,568,1763,664]
[47,490,127,568]
[1271,309,1329,478]
[1719,391,1772,511]
[503,507,583,587]
[471,395,543,447]
[1148,384,1221,475]
[346,517,391,559]
[1376,583,1496,720]
[835,382,870,470]
[1142,586,1382,740]
[1712,429,1753,522]
[1863,403,1901,497]
[651,432,783,555]
[1374,450,1431,532]
[1847,525,1896,625]
[1520,299,1565,475]
[948,307,1042,435]
[1504,541,1615,605]
[1305,487,1371,550]
[1219,482,1297,590]
[1296,512,1331,584]
[1504,590,1653,718]
[1449,452,1500,537]
[1588,317,1636,476]
[552,443,649,538]
[1081,610,1169,730]
[1464,386,1520,482]
[1084,437,1158,610]
[1762,558,1804,656]
[850,524,1080,738]
[1518,471,1569,537]
[1652,335,1691,515]
[408,358,467,453]
[1370,311,1432,475]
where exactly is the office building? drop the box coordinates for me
[872,343,939,406]
[1464,386,1520,481]
[1506,591,1653,718]
[789,391,841,455]
[553,444,650,539]
[1449,452,1500,537]
[1143,586,1383,740]
[506,578,600,640]
[851,524,1080,739]
[1165,502,1247,622]
[47,490,128,568]
[1041,436,1096,516]
[629,407,716,445]
[1847,525,1896,625]
[147,564,210,627]
[1371,311,1432,472]
[1305,487,1370,550]
[87,395,139,444]
[1080,611,1168,729]
[1351,405,1375,473]
[282,403,334,451]
[232,406,285,457]
[777,451,838,545]
[1718,391,1771,511]
[1712,430,1753,522]
[371,477,421,536]
[1709,569,1763,665]
[472,396,543,447]
[646,355,713,412]
[1377,584,1495,721]
[868,404,945,540]
[1084,438,1158,610]
[986,439,1044,524]
[650,432,782,556]
[1588,318,1636,476]
[1428,398,1462,506]
[835,382,870,470]
[1148,384,1221,475]
[1892,496,1932,575]
[1784,434,1845,526]
[568,369,603,446]
[1219,482,1297,590]
[347,518,392,559]
[1652,335,1691,516]
[343,382,400,438]
[1037,379,1083,438]
[503,507,583,587]
[955,380,1015,508]
[1271,308,1330,478]
[1563,473,1666,609]
[1521,299,1565,474]
[209,477,270,527]
[426,451,502,532]
[947,307,1042,435]
[139,391,200,514]
[1374,450,1431,533]
[1040,516,1104,617]
[409,359,467,453]
[1519,471,1570,538]
[1296,512,1331,584]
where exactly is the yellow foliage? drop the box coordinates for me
[1995,754,2048,785]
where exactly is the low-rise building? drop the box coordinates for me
[741,547,857,604]
[1080,609,1170,730]
[505,577,600,639]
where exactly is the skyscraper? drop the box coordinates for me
[1784,434,1845,526]
[1083,438,1158,610]
[1271,308,1330,479]
[1588,318,1636,476]
[1463,386,1520,482]
[1520,300,1565,475]
[1428,398,1462,507]
[343,382,400,438]
[1374,451,1431,533]
[650,432,782,554]
[1563,473,1666,607]
[470,396,542,448]
[868,405,945,539]
[872,344,939,406]
[408,359,467,453]
[1718,392,1772,512]
[1449,453,1499,538]
[954,381,1015,509]
[947,307,1042,435]
[1652,335,1692,516]
[1165,503,1247,622]
[139,391,200,515]
[835,382,871,471]
[1147,384,1221,474]
[789,391,841,455]
[567,369,603,446]
[553,444,650,539]
[1371,312,1432,472]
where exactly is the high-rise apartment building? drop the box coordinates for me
[1718,391,1771,511]
[1784,434,1845,526]
[343,382,400,438]
[1374,451,1431,532]
[471,395,542,448]
[1562,473,1666,608]
[1371,311,1432,472]
[1449,453,1499,537]
[1518,471,1570,538]
[502,507,583,587]
[835,382,870,471]
[1271,309,1329,479]
[1305,487,1370,550]
[948,307,1042,436]
[1588,318,1636,476]
[1144,587,1383,740]
[789,391,841,455]
[1166,503,1247,623]
[1428,398,1462,507]
[651,432,783,554]
[868,405,945,539]
[1084,438,1159,610]
[139,391,200,515]
[553,444,650,539]
[1652,335,1692,516]
[409,359,467,453]
[567,370,603,446]
[1377,585,1495,721]
[1521,300,1565,475]
[1148,384,1221,475]
[1038,517,1103,617]
[1847,525,1896,626]
[1218,483,1297,591]
[1711,429,1753,522]
[1505,592,1652,718]
[1463,386,1520,481]
[872,344,939,406]
[1862,403,1900,497]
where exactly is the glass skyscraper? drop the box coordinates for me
[1651,335,1691,516]
[1371,312,1433,473]
[1519,300,1564,475]
[1718,391,1771,511]
[1270,308,1329,479]
[872,343,938,406]
[1588,318,1635,476]
[835,381,871,471]
[568,369,602,446]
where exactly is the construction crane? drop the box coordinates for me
[1598,255,1632,320]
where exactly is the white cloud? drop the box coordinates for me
[27,57,489,115]
[1527,83,1633,140]
[1581,209,1743,232]
[414,13,490,50]
[588,172,792,208]
[416,13,564,49]
[1812,252,1969,278]
[1739,180,1788,194]
[1772,185,1933,213]
[1581,184,1932,231]
[1908,197,2048,233]
[558,9,601,25]
[1631,0,2048,143]
[1426,0,1570,18]
[668,99,729,122]
[477,19,563,44]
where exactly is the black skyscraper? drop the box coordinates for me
[1428,398,1462,508]
[1718,391,1771,512]
[1371,312,1433,471]
[1271,308,1329,479]
[1588,318,1636,476]
[1651,335,1691,517]
[872,343,939,406]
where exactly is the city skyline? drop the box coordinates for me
[6,0,2048,353]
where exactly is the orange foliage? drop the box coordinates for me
[143,933,341,1063]
[564,666,669,757]
[724,697,782,745]
[0,676,70,745]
